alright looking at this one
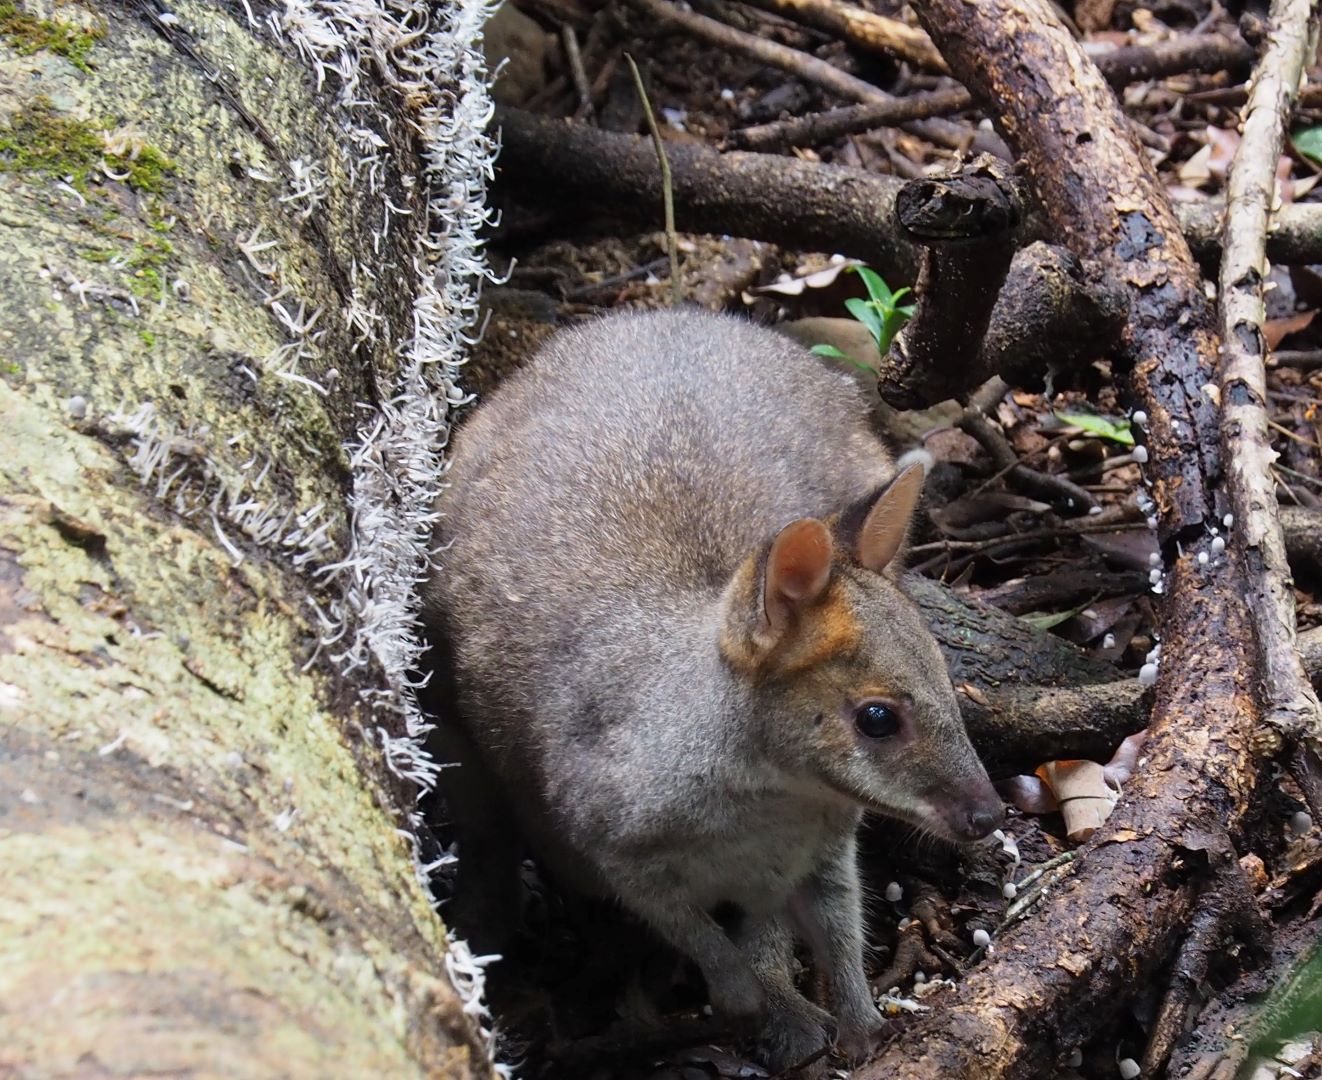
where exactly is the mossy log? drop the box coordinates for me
[0,0,493,1074]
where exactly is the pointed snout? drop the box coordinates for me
[935,780,1006,842]
[952,801,1005,841]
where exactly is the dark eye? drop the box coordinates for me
[854,702,900,739]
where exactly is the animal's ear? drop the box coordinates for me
[720,518,834,667]
[763,518,834,634]
[838,463,925,574]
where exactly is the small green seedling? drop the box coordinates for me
[1055,410,1134,447]
[1293,125,1322,168]
[810,265,916,375]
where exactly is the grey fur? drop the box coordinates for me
[423,309,1002,1069]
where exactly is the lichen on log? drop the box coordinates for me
[0,0,495,1072]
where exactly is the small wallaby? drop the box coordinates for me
[422,308,1003,1069]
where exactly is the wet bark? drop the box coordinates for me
[853,0,1267,1074]
[0,1,489,1074]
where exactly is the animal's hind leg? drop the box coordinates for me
[428,719,524,954]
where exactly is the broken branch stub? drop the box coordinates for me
[878,159,1126,407]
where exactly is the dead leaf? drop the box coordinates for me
[1265,309,1316,351]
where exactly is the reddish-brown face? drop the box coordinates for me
[718,465,1004,844]
[732,570,1004,845]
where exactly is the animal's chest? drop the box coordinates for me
[662,800,852,916]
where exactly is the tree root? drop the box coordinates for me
[1140,860,1273,1076]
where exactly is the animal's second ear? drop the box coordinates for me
[853,463,925,573]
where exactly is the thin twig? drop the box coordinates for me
[1218,0,1322,808]
[562,25,593,118]
[624,54,681,306]
[737,0,948,71]
[627,0,895,106]
[908,515,1147,557]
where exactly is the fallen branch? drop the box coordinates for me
[729,85,971,153]
[1217,0,1322,813]
[737,0,948,72]
[626,0,902,108]
[495,110,1322,281]
[623,0,1000,154]
[1183,201,1322,265]
[493,107,922,282]
[729,32,1250,153]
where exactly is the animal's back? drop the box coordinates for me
[432,308,891,607]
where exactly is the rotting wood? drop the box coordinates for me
[851,0,1268,1072]
[1216,0,1322,817]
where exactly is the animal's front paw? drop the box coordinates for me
[758,997,835,1073]
[707,967,768,1030]
[835,1016,884,1065]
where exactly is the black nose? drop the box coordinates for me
[961,804,1004,840]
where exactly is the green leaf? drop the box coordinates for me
[844,297,884,344]
[1056,410,1135,446]
[1293,125,1322,167]
[853,265,894,307]
[1020,608,1083,631]
[809,343,877,375]
[1019,596,1097,631]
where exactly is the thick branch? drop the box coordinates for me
[853,0,1263,1074]
[496,111,1322,288]
[493,107,921,282]
[1217,0,1322,804]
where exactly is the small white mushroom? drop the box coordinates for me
[1067,1049,1083,1067]
[885,881,903,902]
[1148,552,1161,567]
[972,928,991,948]
[1131,410,1147,426]
[1197,551,1209,566]
[1002,881,1018,899]
[1132,445,1149,464]
[1138,663,1158,686]
[1290,810,1313,836]
[67,394,88,419]
[1212,536,1226,555]
[1118,1057,1141,1079]
[1223,513,1234,528]
[1102,633,1116,649]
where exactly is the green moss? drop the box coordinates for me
[0,97,103,190]
[119,142,175,195]
[126,236,173,298]
[138,329,155,347]
[0,97,175,195]
[0,0,103,73]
